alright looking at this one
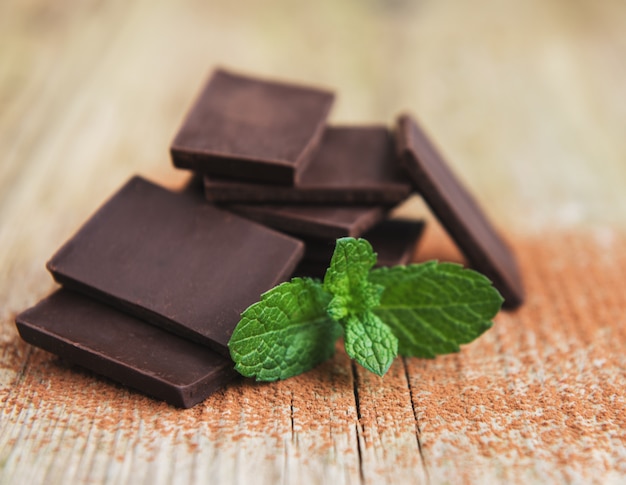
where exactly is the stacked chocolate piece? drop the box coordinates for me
[15,68,524,409]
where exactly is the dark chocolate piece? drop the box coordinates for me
[47,176,304,355]
[204,127,412,205]
[227,204,388,240]
[182,175,387,239]
[395,114,524,308]
[16,290,237,408]
[171,68,334,185]
[295,219,425,278]
[181,173,206,198]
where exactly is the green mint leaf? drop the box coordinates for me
[369,262,503,358]
[228,277,342,381]
[323,238,383,320]
[229,238,504,382]
[343,312,398,376]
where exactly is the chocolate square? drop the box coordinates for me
[47,176,304,355]
[16,290,237,408]
[171,69,334,185]
[204,126,412,205]
[226,204,387,240]
[182,175,387,239]
[395,114,524,308]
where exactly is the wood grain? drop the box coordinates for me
[1,0,626,483]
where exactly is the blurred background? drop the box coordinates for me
[1,0,626,270]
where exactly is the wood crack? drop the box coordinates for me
[290,392,295,443]
[351,361,365,484]
[403,357,430,484]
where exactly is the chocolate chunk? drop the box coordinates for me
[171,68,334,185]
[395,114,524,308]
[16,290,237,408]
[47,176,304,355]
[181,173,206,198]
[182,175,387,239]
[295,219,425,278]
[227,204,387,240]
[204,126,412,204]
[365,219,425,267]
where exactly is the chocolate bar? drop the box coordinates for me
[16,290,238,408]
[171,68,334,185]
[395,114,524,308]
[295,219,425,278]
[204,126,412,205]
[47,176,304,355]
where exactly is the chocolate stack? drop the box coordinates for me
[172,69,424,277]
[15,68,524,409]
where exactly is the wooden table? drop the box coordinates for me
[1,0,625,483]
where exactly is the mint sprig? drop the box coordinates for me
[228,237,503,380]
